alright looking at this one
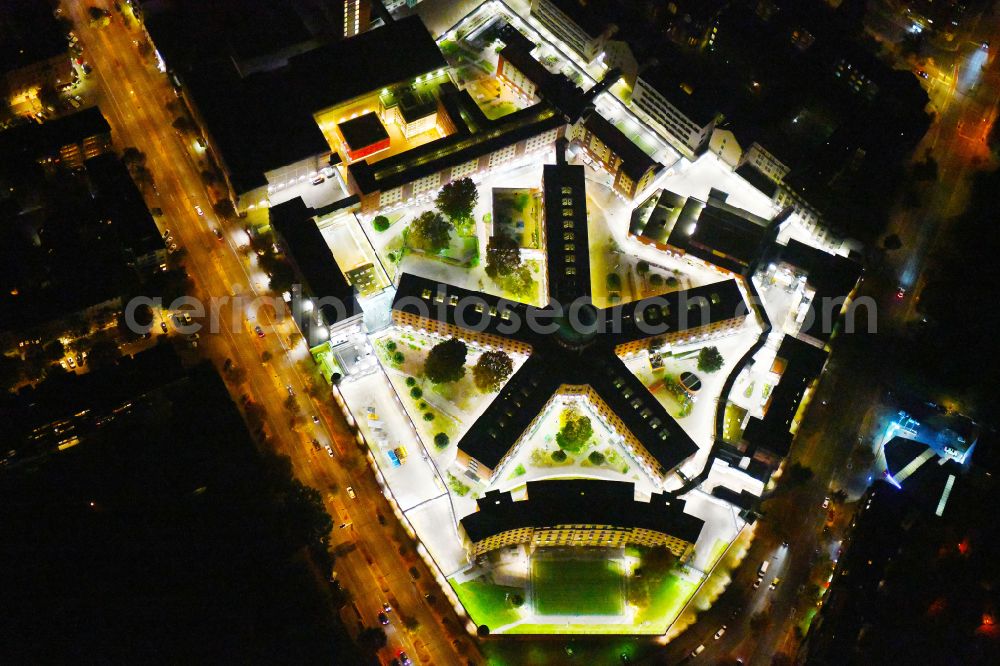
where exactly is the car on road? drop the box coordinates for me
[378,612,389,625]
[254,325,264,338]
[311,439,321,451]
[325,445,335,458]
[714,625,727,639]
[397,652,412,666]
[770,577,781,590]
[67,357,76,369]
[286,385,294,397]
[690,644,705,658]
[194,205,204,216]
[213,227,223,241]
[160,322,168,333]
[346,486,356,499]
[312,414,320,424]
[895,287,906,301]
[311,176,325,185]
[916,69,928,79]
[822,496,831,509]
[753,576,763,589]
[382,602,392,613]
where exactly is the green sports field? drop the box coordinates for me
[532,557,624,616]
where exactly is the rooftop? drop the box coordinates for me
[461,479,704,544]
[178,16,446,193]
[581,110,659,181]
[269,197,360,328]
[0,0,67,74]
[337,113,390,152]
[542,160,591,304]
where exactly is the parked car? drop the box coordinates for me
[822,497,831,509]
[346,486,356,499]
[311,439,321,452]
[714,625,727,639]
[194,205,204,216]
[213,227,223,241]
[325,445,335,458]
[160,322,168,333]
[254,325,264,338]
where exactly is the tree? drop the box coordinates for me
[510,593,524,607]
[357,626,388,653]
[262,350,273,363]
[637,260,650,276]
[87,340,120,369]
[392,351,404,365]
[423,412,435,421]
[484,232,522,280]
[551,449,567,462]
[408,211,452,253]
[606,273,622,292]
[436,177,478,222]
[434,432,449,449]
[267,260,296,294]
[666,276,679,287]
[588,450,605,466]
[42,340,65,362]
[171,116,196,134]
[785,461,814,487]
[697,346,724,373]
[372,215,390,232]
[556,409,593,453]
[424,338,467,384]
[650,274,664,288]
[409,386,423,399]
[213,200,236,219]
[473,350,513,392]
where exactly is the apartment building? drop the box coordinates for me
[460,479,704,558]
[529,0,617,65]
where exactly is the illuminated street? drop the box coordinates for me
[59,2,477,664]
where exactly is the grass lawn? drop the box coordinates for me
[450,578,524,629]
[636,573,698,627]
[533,558,624,616]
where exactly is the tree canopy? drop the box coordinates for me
[408,211,452,254]
[435,177,479,221]
[556,409,593,453]
[472,350,514,392]
[485,232,522,280]
[697,346,724,373]
[423,337,467,384]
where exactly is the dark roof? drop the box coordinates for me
[769,239,863,343]
[393,272,744,475]
[269,198,359,325]
[590,354,699,474]
[540,0,614,40]
[606,279,748,346]
[179,16,445,193]
[543,162,591,303]
[458,354,558,470]
[84,154,164,260]
[666,194,774,273]
[0,0,67,73]
[349,104,564,194]
[743,335,827,456]
[637,54,722,127]
[581,111,659,181]
[338,113,389,151]
[392,272,534,345]
[735,163,779,198]
[4,343,186,446]
[461,479,704,544]
[0,107,110,167]
[629,189,700,245]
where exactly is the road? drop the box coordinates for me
[64,3,476,664]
